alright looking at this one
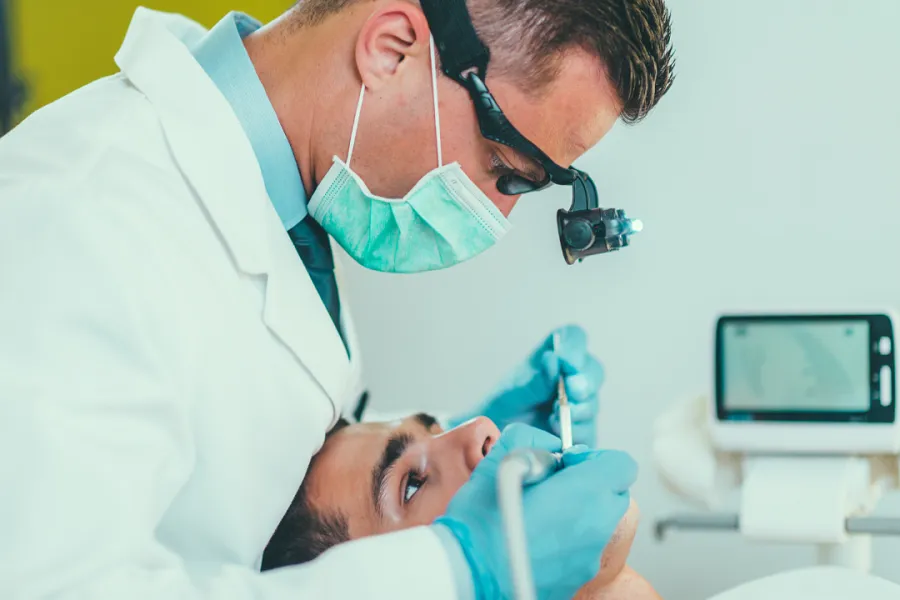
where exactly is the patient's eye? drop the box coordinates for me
[403,470,427,504]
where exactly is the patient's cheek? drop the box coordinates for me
[388,491,455,533]
[581,498,640,593]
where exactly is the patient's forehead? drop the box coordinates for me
[304,418,428,538]
[306,424,385,525]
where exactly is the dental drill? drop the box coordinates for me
[496,337,576,600]
[498,449,562,600]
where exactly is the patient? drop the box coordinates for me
[262,415,661,599]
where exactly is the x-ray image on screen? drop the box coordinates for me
[723,321,870,412]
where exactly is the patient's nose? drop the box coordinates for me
[447,417,500,472]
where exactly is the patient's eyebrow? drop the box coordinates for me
[371,432,413,518]
[412,412,438,430]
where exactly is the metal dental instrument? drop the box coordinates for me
[553,332,573,450]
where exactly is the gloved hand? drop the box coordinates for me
[434,424,636,600]
[450,325,603,446]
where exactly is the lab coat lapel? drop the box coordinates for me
[332,246,366,403]
[114,8,351,408]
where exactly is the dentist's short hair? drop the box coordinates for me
[291,0,675,123]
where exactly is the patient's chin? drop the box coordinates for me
[590,498,639,588]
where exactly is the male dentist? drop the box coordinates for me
[0,0,674,598]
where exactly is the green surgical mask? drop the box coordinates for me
[307,38,511,274]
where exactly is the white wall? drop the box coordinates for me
[340,1,900,597]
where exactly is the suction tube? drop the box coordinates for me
[498,449,561,600]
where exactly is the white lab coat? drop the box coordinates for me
[0,8,460,600]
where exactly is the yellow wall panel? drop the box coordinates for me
[12,1,289,118]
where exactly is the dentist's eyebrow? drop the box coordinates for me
[371,432,413,518]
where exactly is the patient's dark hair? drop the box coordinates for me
[261,418,352,570]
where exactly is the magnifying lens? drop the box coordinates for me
[556,170,643,264]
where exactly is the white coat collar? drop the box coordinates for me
[114,8,352,412]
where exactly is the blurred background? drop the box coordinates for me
[3,1,899,598]
[0,1,287,129]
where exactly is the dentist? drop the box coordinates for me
[0,0,674,598]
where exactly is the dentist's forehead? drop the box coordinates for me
[488,47,621,168]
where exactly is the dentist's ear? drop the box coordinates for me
[355,2,431,91]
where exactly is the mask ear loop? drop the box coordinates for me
[429,36,443,168]
[348,37,440,169]
[346,84,366,166]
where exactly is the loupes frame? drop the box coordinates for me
[460,71,578,195]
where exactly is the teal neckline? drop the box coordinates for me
[192,12,307,230]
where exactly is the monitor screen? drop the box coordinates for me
[721,320,870,412]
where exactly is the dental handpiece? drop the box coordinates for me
[498,448,562,600]
[552,332,573,450]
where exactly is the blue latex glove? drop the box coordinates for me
[451,325,603,446]
[435,424,636,600]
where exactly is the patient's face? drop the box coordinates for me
[303,417,650,597]
[304,414,499,537]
